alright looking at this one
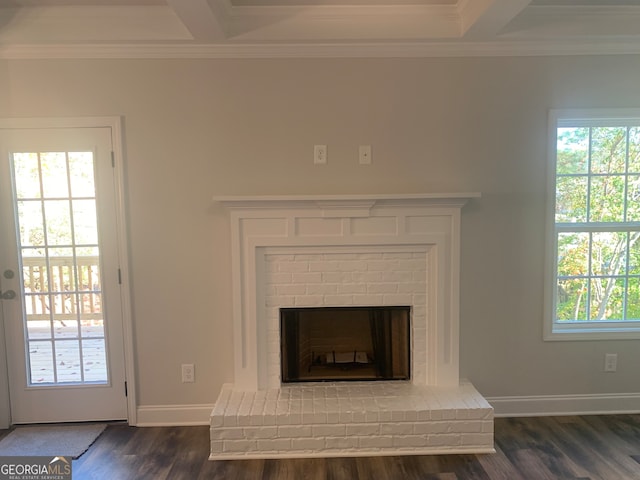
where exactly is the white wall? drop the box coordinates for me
[2,55,640,421]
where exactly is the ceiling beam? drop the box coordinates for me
[459,0,532,39]
[165,0,229,42]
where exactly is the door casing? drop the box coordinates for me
[0,116,137,426]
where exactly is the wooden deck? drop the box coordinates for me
[27,322,107,384]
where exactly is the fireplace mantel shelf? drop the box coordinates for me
[212,192,481,210]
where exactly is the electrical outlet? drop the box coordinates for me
[604,353,617,372]
[181,363,195,383]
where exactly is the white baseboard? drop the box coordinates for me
[136,404,215,426]
[487,393,640,417]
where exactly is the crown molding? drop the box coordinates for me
[2,38,640,60]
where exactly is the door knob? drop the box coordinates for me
[3,270,14,279]
[0,290,16,300]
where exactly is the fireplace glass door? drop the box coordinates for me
[280,306,410,383]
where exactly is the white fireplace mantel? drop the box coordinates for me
[214,193,480,392]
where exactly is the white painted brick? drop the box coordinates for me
[352,294,384,305]
[397,260,425,271]
[427,434,461,447]
[326,411,340,423]
[393,435,427,448]
[312,424,346,437]
[223,439,257,452]
[377,409,393,422]
[257,438,292,451]
[323,295,353,305]
[223,416,238,427]
[237,414,252,427]
[461,433,494,446]
[482,421,494,433]
[306,284,338,295]
[358,436,393,448]
[292,437,326,451]
[383,293,413,304]
[398,283,427,294]
[210,414,224,427]
[322,272,352,283]
[210,440,223,453]
[364,411,379,422]
[413,422,450,435]
[288,413,302,424]
[276,284,307,295]
[294,295,324,306]
[380,271,414,282]
[351,271,384,283]
[279,261,310,273]
[413,294,427,304]
[337,261,368,272]
[210,428,243,440]
[451,421,484,433]
[367,283,398,294]
[262,414,276,426]
[366,260,398,271]
[346,424,379,436]
[404,410,418,422]
[325,436,359,449]
[308,261,340,272]
[338,411,353,423]
[243,426,279,439]
[380,423,413,435]
[391,410,406,422]
[350,411,366,423]
[278,425,312,437]
[337,283,367,294]
[291,272,323,283]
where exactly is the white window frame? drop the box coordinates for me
[545,109,640,340]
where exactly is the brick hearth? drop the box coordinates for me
[210,381,493,459]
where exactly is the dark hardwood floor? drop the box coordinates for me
[4,415,640,479]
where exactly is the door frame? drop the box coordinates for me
[0,116,137,426]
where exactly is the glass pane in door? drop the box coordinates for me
[12,151,108,385]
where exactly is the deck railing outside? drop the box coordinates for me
[22,255,102,323]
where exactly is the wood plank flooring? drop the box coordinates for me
[3,415,640,479]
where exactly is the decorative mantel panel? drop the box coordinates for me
[213,193,480,391]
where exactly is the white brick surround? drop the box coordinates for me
[263,249,428,389]
[212,193,493,459]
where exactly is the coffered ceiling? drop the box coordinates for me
[1,0,640,58]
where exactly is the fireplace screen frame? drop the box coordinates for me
[280,306,411,383]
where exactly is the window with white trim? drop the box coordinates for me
[546,110,640,339]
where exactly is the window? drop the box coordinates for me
[546,110,640,339]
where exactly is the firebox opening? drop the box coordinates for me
[280,306,411,383]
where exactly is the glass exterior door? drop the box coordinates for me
[0,127,127,423]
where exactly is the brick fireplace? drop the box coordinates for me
[210,194,494,459]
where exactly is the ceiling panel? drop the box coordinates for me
[1,0,640,58]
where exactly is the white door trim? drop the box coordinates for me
[0,116,137,426]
